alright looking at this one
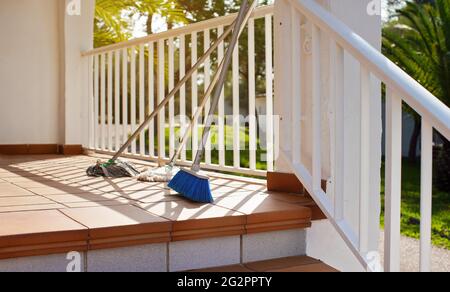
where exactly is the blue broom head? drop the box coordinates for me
[168,169,213,203]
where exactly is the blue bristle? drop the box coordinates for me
[168,169,213,203]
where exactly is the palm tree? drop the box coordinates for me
[94,0,187,47]
[131,0,186,34]
[383,0,450,192]
[94,0,135,47]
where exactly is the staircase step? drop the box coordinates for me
[267,172,327,194]
[191,256,338,272]
[267,172,305,194]
[267,172,327,221]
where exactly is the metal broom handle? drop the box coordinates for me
[169,0,258,167]
[111,18,238,162]
[192,0,252,172]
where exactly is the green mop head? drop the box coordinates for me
[86,159,140,178]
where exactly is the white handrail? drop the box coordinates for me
[283,0,450,272]
[292,0,450,139]
[82,5,274,57]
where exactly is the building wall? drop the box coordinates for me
[0,0,95,146]
[0,0,61,144]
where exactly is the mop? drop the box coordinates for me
[86,14,238,178]
[168,0,255,203]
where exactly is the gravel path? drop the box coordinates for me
[379,231,450,272]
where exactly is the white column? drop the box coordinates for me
[61,0,95,146]
[274,0,293,173]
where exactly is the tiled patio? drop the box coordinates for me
[0,154,321,264]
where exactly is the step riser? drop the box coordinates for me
[267,172,327,221]
[267,172,328,194]
[267,172,305,194]
[0,229,307,272]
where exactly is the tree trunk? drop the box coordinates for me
[409,117,421,163]
[435,133,450,193]
[147,14,153,35]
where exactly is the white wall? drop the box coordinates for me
[0,0,61,144]
[0,0,95,146]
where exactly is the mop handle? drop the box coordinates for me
[168,58,226,166]
[169,1,256,167]
[111,18,237,162]
[192,0,255,171]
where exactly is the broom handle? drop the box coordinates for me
[192,0,254,171]
[169,1,256,167]
[111,19,237,162]
[168,58,226,166]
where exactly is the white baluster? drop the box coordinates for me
[204,29,212,165]
[100,53,106,151]
[107,51,113,151]
[420,119,433,272]
[139,44,146,156]
[158,39,166,159]
[93,55,99,150]
[265,15,274,172]
[168,37,175,158]
[233,32,240,169]
[88,56,95,149]
[114,50,121,151]
[312,24,321,192]
[291,9,302,165]
[384,87,402,272]
[331,42,345,220]
[179,35,186,162]
[130,47,137,154]
[360,66,371,255]
[191,32,198,159]
[122,48,129,153]
[248,18,257,171]
[148,42,155,157]
[218,26,226,167]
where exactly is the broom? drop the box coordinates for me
[86,15,239,178]
[168,0,254,203]
[138,55,229,182]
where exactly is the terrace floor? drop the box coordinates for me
[0,154,332,271]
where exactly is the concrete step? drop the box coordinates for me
[191,255,339,272]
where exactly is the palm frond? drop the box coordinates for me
[383,0,450,107]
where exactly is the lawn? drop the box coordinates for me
[141,125,268,172]
[381,159,450,249]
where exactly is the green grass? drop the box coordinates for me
[381,159,450,249]
[140,125,268,172]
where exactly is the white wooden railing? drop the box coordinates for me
[82,6,274,177]
[82,0,450,272]
[278,0,450,272]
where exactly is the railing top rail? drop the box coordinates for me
[82,5,273,57]
[292,0,450,139]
